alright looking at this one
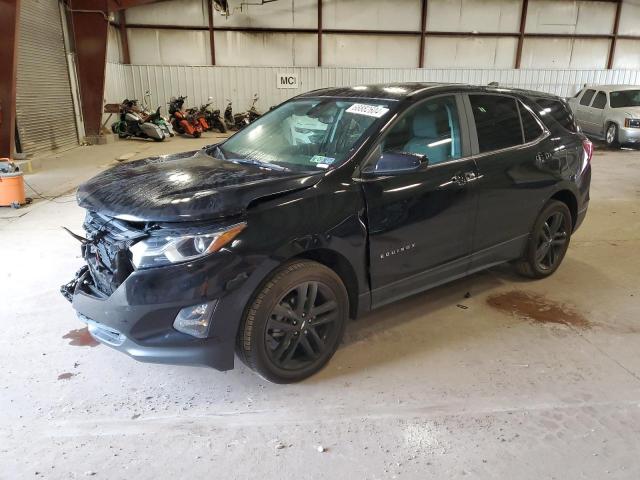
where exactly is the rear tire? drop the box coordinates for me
[515,200,572,279]
[605,123,619,148]
[193,131,201,138]
[237,260,348,383]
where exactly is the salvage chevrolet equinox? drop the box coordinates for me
[62,83,592,383]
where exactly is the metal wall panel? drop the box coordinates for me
[526,0,616,34]
[427,0,521,33]
[104,64,640,118]
[220,0,317,29]
[16,0,78,156]
[107,25,123,64]
[323,0,422,31]
[125,0,208,27]
[424,37,518,68]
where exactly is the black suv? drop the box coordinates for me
[62,83,592,383]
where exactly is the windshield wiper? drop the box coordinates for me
[229,158,290,172]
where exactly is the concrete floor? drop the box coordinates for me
[1,136,639,479]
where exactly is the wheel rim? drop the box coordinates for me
[265,281,340,371]
[607,125,615,144]
[535,212,568,271]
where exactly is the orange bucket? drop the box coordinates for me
[0,172,26,207]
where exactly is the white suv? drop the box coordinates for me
[568,85,640,148]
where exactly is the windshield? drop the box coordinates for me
[609,90,640,108]
[210,98,393,172]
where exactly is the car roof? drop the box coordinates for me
[581,84,640,92]
[296,82,561,101]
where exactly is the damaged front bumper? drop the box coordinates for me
[61,250,264,371]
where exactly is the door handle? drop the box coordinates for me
[450,171,478,186]
[450,173,467,186]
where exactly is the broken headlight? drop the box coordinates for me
[129,223,246,269]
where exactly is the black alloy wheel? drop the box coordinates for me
[265,281,340,371]
[237,260,348,383]
[516,200,572,279]
[534,212,568,271]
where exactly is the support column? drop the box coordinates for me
[515,0,529,68]
[207,0,216,65]
[607,0,622,69]
[69,0,109,139]
[119,10,131,64]
[0,0,20,158]
[317,0,322,66]
[418,0,427,68]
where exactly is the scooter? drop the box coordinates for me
[111,99,166,142]
[199,97,227,133]
[168,96,204,138]
[142,91,175,137]
[224,99,251,130]
[246,94,262,123]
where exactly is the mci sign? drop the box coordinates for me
[277,73,299,89]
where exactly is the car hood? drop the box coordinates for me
[77,149,322,222]
[621,106,640,118]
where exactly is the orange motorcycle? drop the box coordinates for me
[168,96,204,138]
[187,106,210,132]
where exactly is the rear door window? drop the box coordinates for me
[592,91,607,109]
[519,104,544,142]
[469,95,523,153]
[535,99,577,132]
[580,89,596,106]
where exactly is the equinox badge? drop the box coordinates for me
[380,243,416,260]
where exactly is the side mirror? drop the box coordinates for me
[363,149,429,176]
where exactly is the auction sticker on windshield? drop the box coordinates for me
[346,103,389,118]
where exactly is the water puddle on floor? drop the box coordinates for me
[62,327,99,347]
[486,290,591,329]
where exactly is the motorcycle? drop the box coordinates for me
[142,91,175,137]
[187,106,209,132]
[110,99,166,142]
[224,94,262,131]
[168,96,204,138]
[199,97,227,133]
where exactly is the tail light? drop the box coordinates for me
[582,138,593,163]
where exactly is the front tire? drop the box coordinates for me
[605,123,619,148]
[237,260,348,383]
[516,200,572,279]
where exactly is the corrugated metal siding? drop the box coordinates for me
[16,0,78,156]
[104,64,640,115]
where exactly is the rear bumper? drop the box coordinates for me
[574,201,589,232]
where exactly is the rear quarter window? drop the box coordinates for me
[519,103,544,142]
[535,99,577,133]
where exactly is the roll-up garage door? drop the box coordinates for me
[16,0,78,156]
